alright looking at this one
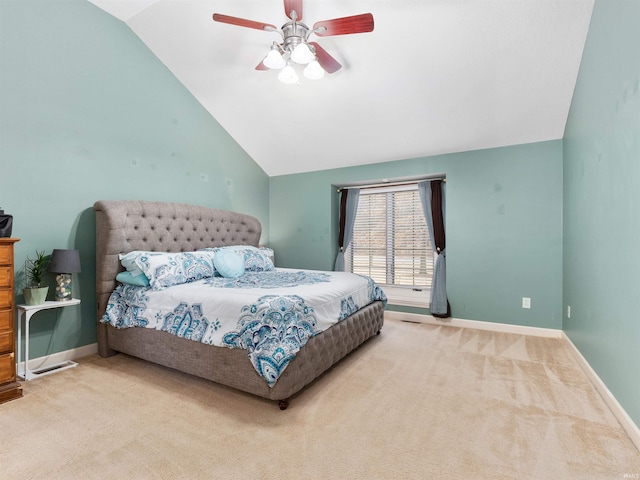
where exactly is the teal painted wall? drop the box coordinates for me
[0,0,269,359]
[563,0,640,425]
[270,140,563,329]
[6,0,635,430]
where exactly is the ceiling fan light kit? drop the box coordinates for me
[278,63,299,84]
[213,0,374,85]
[303,60,324,80]
[290,42,314,64]
[264,46,287,69]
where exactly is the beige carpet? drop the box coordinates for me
[1,318,638,480]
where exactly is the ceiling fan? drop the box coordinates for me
[212,0,374,83]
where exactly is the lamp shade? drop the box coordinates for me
[304,60,325,80]
[264,49,286,69]
[278,64,299,84]
[48,249,81,274]
[291,42,314,64]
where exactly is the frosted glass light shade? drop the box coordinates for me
[264,49,286,69]
[303,60,325,80]
[278,65,299,84]
[291,43,314,64]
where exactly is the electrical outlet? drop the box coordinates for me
[522,297,531,309]
[567,305,571,318]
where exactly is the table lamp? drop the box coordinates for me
[48,249,81,301]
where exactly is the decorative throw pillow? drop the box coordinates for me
[241,249,275,272]
[213,250,245,278]
[134,251,216,290]
[259,247,275,264]
[199,245,275,273]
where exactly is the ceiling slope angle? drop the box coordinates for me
[87,0,595,177]
[89,0,161,22]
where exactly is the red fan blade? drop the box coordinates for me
[255,59,269,71]
[309,42,341,74]
[284,0,303,21]
[212,13,276,32]
[313,13,374,36]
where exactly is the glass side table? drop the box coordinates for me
[16,299,81,380]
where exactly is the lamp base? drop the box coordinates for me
[54,273,73,301]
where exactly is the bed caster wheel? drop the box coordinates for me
[278,398,290,410]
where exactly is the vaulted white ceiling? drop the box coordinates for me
[88,0,594,176]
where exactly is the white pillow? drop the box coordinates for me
[119,251,146,277]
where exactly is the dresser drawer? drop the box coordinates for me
[0,329,12,353]
[0,309,11,332]
[0,352,15,384]
[0,289,11,310]
[0,266,11,288]
[0,245,11,265]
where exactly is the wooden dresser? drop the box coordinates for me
[0,238,22,403]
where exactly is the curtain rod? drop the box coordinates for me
[337,176,445,192]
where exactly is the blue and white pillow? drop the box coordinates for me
[120,251,216,290]
[242,248,275,272]
[119,251,147,277]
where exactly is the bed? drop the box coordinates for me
[94,200,385,409]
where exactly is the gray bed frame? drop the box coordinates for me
[94,200,384,409]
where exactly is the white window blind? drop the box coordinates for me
[346,184,433,289]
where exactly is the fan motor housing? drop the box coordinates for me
[281,21,309,51]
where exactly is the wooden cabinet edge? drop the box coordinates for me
[0,238,21,403]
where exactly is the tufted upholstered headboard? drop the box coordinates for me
[93,200,262,343]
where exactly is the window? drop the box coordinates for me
[346,184,434,296]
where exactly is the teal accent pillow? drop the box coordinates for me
[213,250,245,278]
[116,271,150,287]
[200,246,275,273]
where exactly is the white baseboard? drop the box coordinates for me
[562,333,640,452]
[18,342,98,373]
[383,310,639,452]
[384,310,563,338]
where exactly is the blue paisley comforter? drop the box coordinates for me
[101,268,386,387]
